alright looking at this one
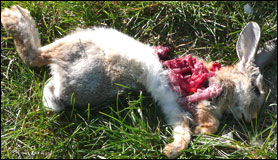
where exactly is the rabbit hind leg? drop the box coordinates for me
[1,5,53,67]
[42,79,64,112]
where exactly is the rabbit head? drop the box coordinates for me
[211,22,267,123]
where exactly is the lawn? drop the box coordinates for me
[1,1,277,159]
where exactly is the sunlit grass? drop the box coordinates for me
[1,1,277,159]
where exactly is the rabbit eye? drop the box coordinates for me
[251,81,260,96]
[253,86,260,96]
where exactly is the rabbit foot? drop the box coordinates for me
[163,141,187,159]
[163,118,191,158]
[1,5,34,36]
[42,80,64,112]
[1,5,44,66]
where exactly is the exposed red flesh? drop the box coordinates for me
[153,45,222,111]
[152,45,170,60]
[177,83,222,103]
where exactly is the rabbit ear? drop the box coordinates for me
[236,22,261,68]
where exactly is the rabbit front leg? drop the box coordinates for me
[193,101,220,134]
[163,114,191,158]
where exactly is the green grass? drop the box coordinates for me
[1,1,277,159]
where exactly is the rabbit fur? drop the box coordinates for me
[1,5,268,158]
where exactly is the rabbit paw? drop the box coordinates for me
[163,142,185,159]
[1,5,35,36]
[1,5,42,66]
